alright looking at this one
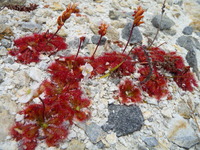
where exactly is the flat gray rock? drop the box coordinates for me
[176,35,200,51]
[122,22,143,44]
[102,104,144,137]
[151,15,175,30]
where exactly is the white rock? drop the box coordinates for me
[161,107,172,118]
[106,133,118,145]
[28,67,45,82]
[15,114,24,122]
[168,115,199,149]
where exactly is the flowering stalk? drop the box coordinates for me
[48,3,80,42]
[75,36,85,59]
[122,6,144,53]
[92,23,108,58]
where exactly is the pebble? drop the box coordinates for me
[0,39,11,48]
[0,24,13,40]
[109,10,119,20]
[121,22,143,44]
[142,136,159,147]
[49,2,64,11]
[102,104,144,137]
[161,107,172,118]
[177,101,192,119]
[196,32,200,37]
[27,67,44,82]
[182,26,193,35]
[91,35,107,45]
[67,139,85,150]
[85,122,106,143]
[4,57,14,64]
[151,15,175,30]
[105,133,118,145]
[186,49,200,79]
[0,71,5,83]
[163,29,177,36]
[0,15,8,24]
[0,46,7,56]
[19,22,42,33]
[0,0,26,7]
[168,115,199,149]
[176,35,200,51]
[68,37,89,50]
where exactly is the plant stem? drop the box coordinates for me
[39,97,45,122]
[92,35,102,58]
[122,24,135,53]
[47,28,60,43]
[75,38,84,59]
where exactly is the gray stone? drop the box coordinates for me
[196,32,200,37]
[0,46,7,56]
[0,39,11,48]
[102,104,144,137]
[195,143,200,150]
[85,122,106,143]
[19,22,42,33]
[142,137,159,147]
[4,57,14,64]
[168,115,199,149]
[182,26,193,35]
[0,24,8,33]
[163,29,177,36]
[138,145,149,150]
[0,70,5,84]
[176,36,200,51]
[151,15,175,30]
[0,0,26,7]
[186,50,200,80]
[122,22,143,44]
[109,10,119,20]
[0,15,8,24]
[91,35,107,45]
[96,141,105,149]
[68,37,89,49]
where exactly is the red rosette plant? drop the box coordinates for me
[9,32,67,64]
[118,79,142,104]
[91,52,135,77]
[139,66,168,100]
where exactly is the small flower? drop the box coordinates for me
[80,63,93,80]
[57,3,79,29]
[133,6,145,26]
[98,23,109,36]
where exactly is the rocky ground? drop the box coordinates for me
[0,0,200,150]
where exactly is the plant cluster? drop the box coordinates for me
[9,3,198,150]
[2,3,38,12]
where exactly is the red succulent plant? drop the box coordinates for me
[9,32,67,64]
[118,79,142,104]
